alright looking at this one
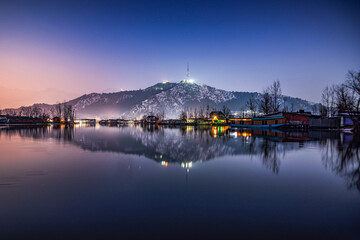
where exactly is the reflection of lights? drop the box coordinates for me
[212,128,217,136]
[186,126,194,132]
[230,132,237,138]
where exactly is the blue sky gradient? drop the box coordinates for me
[0,0,359,105]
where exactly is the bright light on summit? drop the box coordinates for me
[183,79,194,84]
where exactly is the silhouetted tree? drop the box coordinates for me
[322,85,336,117]
[55,103,62,119]
[335,84,355,113]
[345,69,360,111]
[259,88,272,114]
[222,105,231,119]
[270,80,282,112]
[246,96,257,117]
[179,110,187,120]
[205,104,210,118]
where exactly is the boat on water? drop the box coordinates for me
[229,116,286,128]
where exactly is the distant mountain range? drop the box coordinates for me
[2,80,317,119]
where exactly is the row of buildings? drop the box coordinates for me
[2,110,359,131]
[135,110,359,130]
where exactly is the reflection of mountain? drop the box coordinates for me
[2,125,359,192]
[0,126,312,171]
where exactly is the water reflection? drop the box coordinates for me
[1,125,360,191]
[321,134,360,191]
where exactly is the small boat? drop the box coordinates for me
[229,116,285,128]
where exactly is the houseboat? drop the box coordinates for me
[186,118,212,125]
[210,111,227,125]
[145,115,159,124]
[229,116,286,128]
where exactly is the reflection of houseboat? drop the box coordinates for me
[228,128,309,142]
[210,126,229,138]
[229,116,285,128]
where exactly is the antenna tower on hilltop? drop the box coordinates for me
[186,63,190,79]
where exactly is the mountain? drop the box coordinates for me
[1,80,317,119]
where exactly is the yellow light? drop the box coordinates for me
[161,161,168,167]
[242,132,252,137]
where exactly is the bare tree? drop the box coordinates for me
[329,85,337,117]
[222,105,231,119]
[159,110,165,120]
[270,80,282,112]
[322,86,331,117]
[179,110,187,120]
[345,69,360,111]
[205,104,210,118]
[312,104,318,115]
[322,85,336,117]
[199,106,204,119]
[259,88,272,114]
[194,108,198,118]
[282,97,288,112]
[335,84,355,113]
[63,104,74,122]
[319,104,327,117]
[246,96,257,117]
[55,103,62,119]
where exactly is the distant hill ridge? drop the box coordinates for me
[2,81,317,119]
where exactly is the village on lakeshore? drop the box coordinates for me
[0,108,359,132]
[1,69,360,132]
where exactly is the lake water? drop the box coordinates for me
[0,125,359,239]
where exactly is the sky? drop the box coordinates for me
[0,0,360,108]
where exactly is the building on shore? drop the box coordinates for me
[263,110,317,128]
[210,111,227,125]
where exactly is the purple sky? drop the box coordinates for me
[0,0,360,108]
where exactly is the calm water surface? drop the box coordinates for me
[0,125,359,239]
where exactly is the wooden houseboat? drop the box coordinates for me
[229,116,285,128]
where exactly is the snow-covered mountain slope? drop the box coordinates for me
[2,81,317,119]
